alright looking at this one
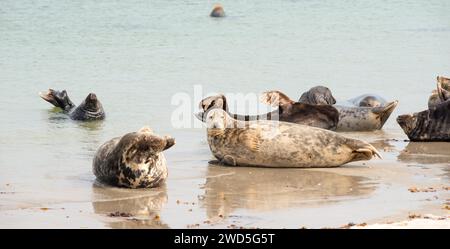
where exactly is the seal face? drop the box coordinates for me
[210,4,225,17]
[348,94,388,107]
[398,99,450,142]
[39,89,105,121]
[196,92,340,130]
[205,109,381,168]
[92,127,175,188]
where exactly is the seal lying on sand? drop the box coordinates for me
[297,86,398,131]
[39,89,105,121]
[210,4,225,17]
[93,127,175,188]
[196,92,339,130]
[205,109,381,168]
[428,76,450,110]
[397,99,450,141]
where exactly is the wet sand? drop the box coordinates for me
[1,131,449,229]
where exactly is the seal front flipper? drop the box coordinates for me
[346,139,382,162]
[259,90,295,107]
[39,89,75,111]
[222,155,237,166]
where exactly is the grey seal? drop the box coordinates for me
[93,127,175,188]
[297,86,398,131]
[397,99,450,141]
[39,89,105,121]
[204,109,381,168]
[196,92,340,130]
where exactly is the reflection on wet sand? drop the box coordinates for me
[201,165,376,218]
[397,142,450,164]
[370,139,396,152]
[92,184,168,228]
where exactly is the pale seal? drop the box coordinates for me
[210,4,225,17]
[196,92,339,130]
[297,86,398,131]
[204,109,381,168]
[397,99,450,141]
[93,127,175,188]
[39,89,105,121]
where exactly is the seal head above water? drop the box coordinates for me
[93,127,175,188]
[205,109,381,168]
[210,4,225,17]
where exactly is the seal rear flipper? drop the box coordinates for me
[437,81,450,102]
[347,140,382,162]
[39,89,75,111]
[372,100,399,127]
[260,90,295,107]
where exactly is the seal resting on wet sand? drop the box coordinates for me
[39,89,105,121]
[195,92,340,130]
[93,127,175,188]
[297,86,398,131]
[210,4,225,17]
[205,109,381,168]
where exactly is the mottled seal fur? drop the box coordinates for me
[397,99,450,141]
[93,127,175,188]
[428,76,450,110]
[297,86,398,131]
[39,89,105,121]
[196,92,339,130]
[210,4,225,17]
[205,109,381,168]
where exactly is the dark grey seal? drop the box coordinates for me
[93,127,175,188]
[39,89,105,121]
[397,99,450,141]
[298,86,398,131]
[196,92,340,130]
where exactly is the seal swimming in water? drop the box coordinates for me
[397,98,450,142]
[204,109,381,168]
[428,76,450,110]
[210,4,225,17]
[297,86,398,131]
[39,89,105,121]
[93,127,175,188]
[195,92,339,130]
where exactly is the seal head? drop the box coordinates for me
[39,89,75,111]
[298,86,336,105]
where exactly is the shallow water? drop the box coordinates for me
[0,0,449,228]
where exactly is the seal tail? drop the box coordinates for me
[372,100,399,128]
[347,140,382,162]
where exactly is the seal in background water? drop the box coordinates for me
[210,4,225,17]
[39,89,105,121]
[205,109,381,168]
[93,127,175,188]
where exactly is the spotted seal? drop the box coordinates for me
[39,89,105,121]
[93,127,175,188]
[398,99,450,142]
[210,4,225,17]
[195,92,339,130]
[205,109,381,168]
[297,86,398,131]
[428,76,450,110]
